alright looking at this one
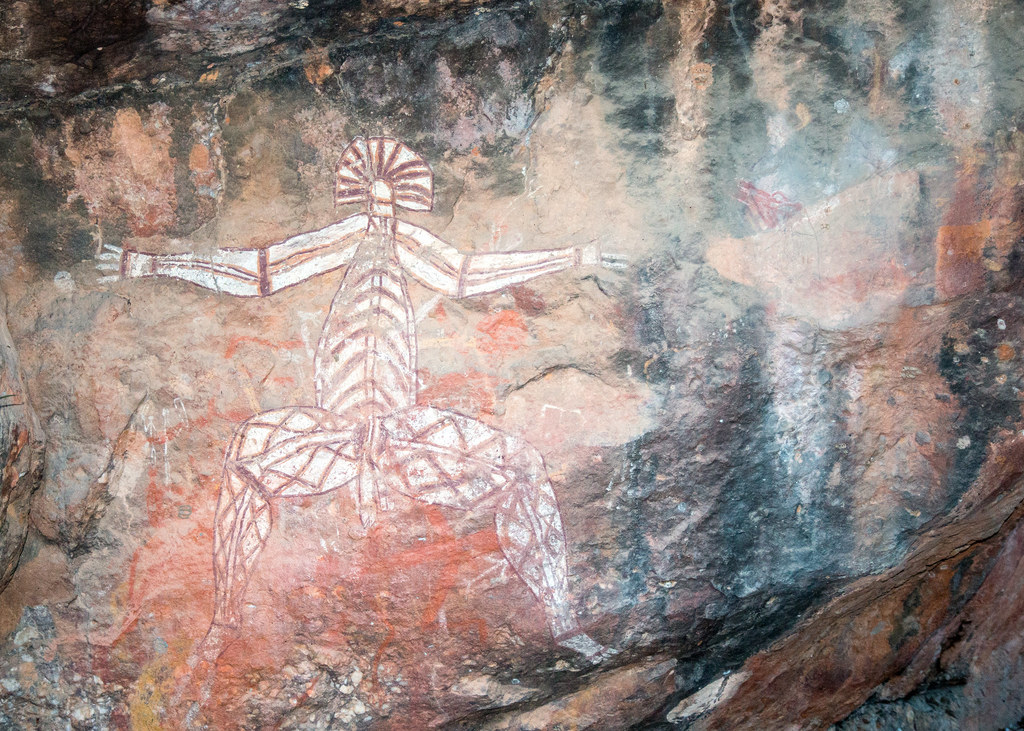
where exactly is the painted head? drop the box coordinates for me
[335,136,434,219]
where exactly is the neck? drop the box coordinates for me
[366,212,396,235]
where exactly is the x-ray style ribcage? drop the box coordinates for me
[98,136,624,664]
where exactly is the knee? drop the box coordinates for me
[510,443,548,483]
[227,415,274,461]
[223,429,244,462]
[221,428,258,490]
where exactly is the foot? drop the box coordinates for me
[168,623,236,725]
[556,630,619,665]
[186,622,234,671]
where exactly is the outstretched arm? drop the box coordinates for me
[394,221,626,298]
[97,214,369,296]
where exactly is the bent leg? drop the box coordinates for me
[177,433,273,713]
[377,406,615,663]
[212,455,272,626]
[212,406,365,626]
[497,449,615,663]
[180,406,368,714]
[493,449,574,637]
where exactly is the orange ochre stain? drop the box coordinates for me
[204,396,258,423]
[188,142,210,170]
[475,309,529,356]
[352,504,500,691]
[355,506,500,628]
[429,300,447,320]
[224,336,304,359]
[417,369,496,416]
[811,258,910,303]
[935,220,992,300]
[188,142,218,188]
[354,501,501,688]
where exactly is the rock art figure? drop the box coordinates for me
[735,180,803,230]
[98,137,624,669]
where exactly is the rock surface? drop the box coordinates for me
[0,288,44,594]
[0,0,1023,728]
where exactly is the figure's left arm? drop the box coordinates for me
[394,221,626,298]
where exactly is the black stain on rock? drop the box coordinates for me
[167,102,203,239]
[710,315,852,600]
[27,0,148,65]
[888,585,923,652]
[616,436,659,602]
[947,551,992,618]
[939,295,1024,502]
[592,0,677,157]
[0,120,94,272]
[604,251,853,674]
[322,1,561,158]
[702,10,769,235]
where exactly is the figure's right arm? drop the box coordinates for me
[97,214,368,297]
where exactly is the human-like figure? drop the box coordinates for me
[98,136,624,665]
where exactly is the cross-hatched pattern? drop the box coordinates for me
[229,406,363,497]
[212,430,273,626]
[378,406,521,506]
[496,477,569,620]
[375,406,576,637]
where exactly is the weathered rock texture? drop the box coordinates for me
[1,0,1023,728]
[0,289,44,594]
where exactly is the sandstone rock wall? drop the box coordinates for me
[0,287,44,594]
[0,0,1022,728]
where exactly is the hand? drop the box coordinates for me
[95,244,123,283]
[578,242,628,271]
[601,251,629,270]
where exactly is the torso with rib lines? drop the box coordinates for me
[313,225,417,421]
